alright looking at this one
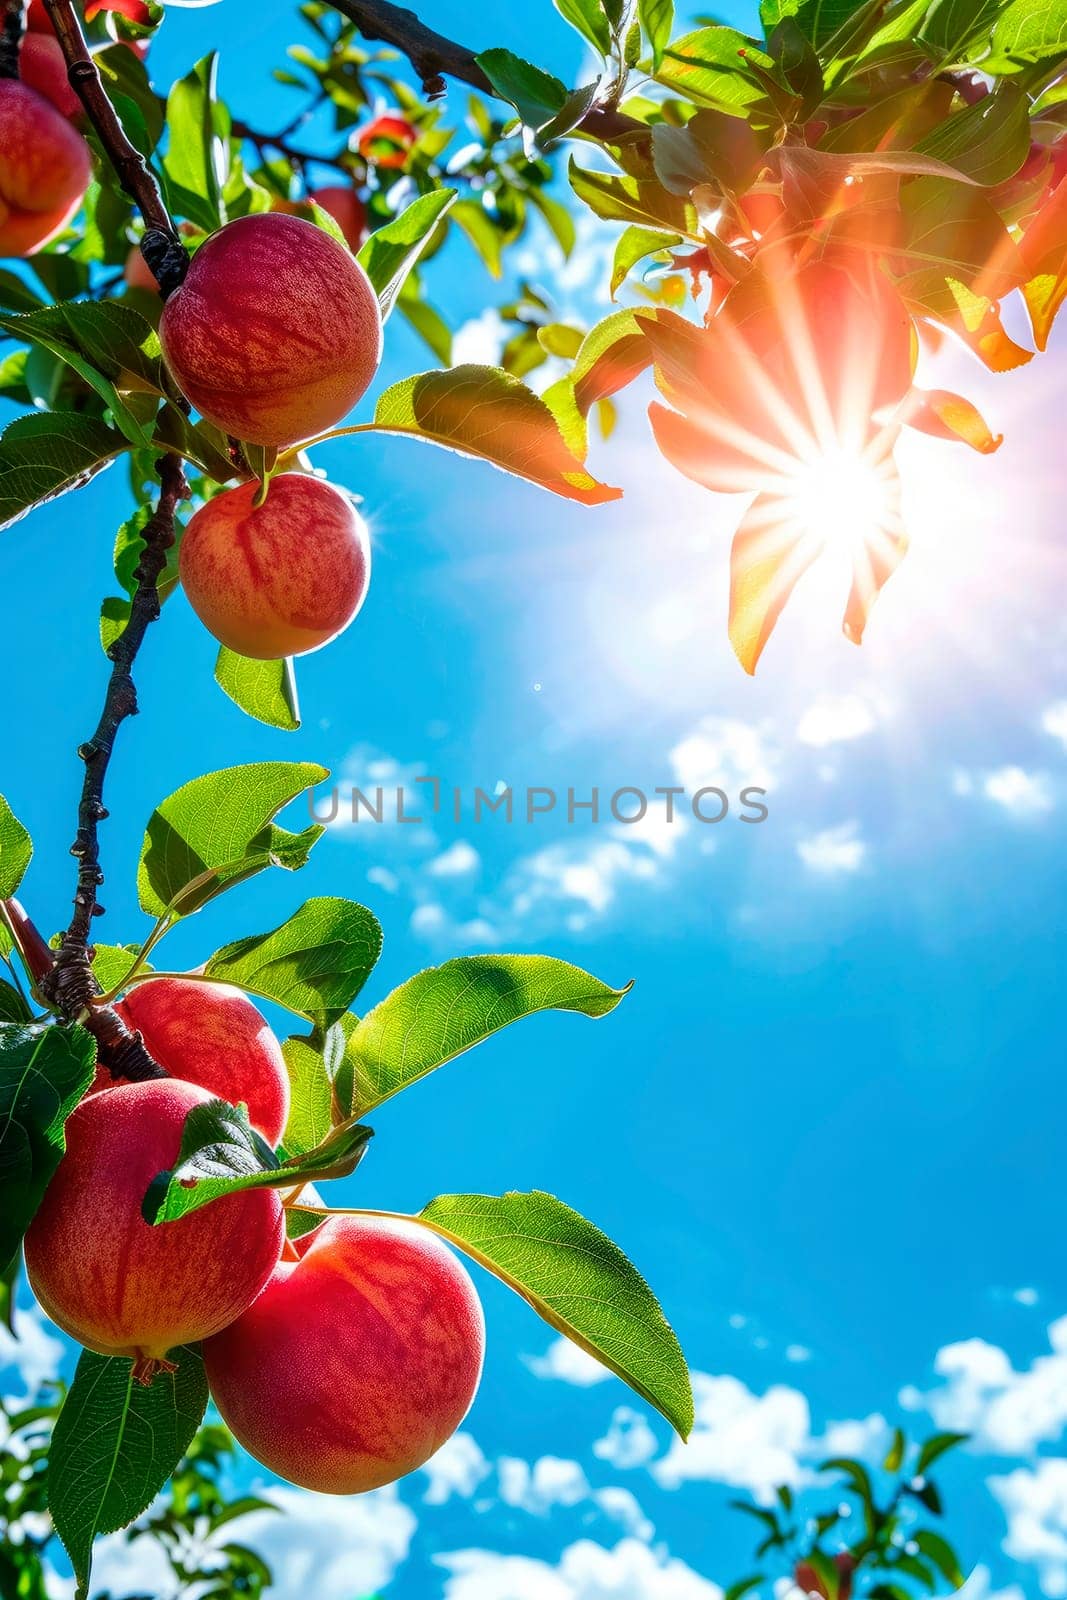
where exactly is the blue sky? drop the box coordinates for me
[2,2,1066,1597]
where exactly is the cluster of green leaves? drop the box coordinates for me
[0,761,691,1595]
[0,1357,284,1600]
[726,1428,969,1600]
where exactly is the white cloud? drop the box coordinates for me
[901,1316,1067,1455]
[439,1537,721,1600]
[814,1413,891,1462]
[796,695,877,748]
[1041,701,1067,750]
[499,1456,592,1516]
[1016,1288,1041,1307]
[452,308,510,367]
[422,1432,492,1505]
[429,840,481,878]
[983,766,1054,818]
[90,1533,180,1600]
[652,1373,813,1503]
[236,1485,416,1599]
[526,1337,613,1387]
[990,1460,1067,1597]
[670,716,778,793]
[592,1487,654,1542]
[0,1305,64,1401]
[796,822,867,875]
[785,1345,813,1364]
[594,1408,660,1471]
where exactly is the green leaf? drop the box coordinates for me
[0,270,47,315]
[569,160,697,237]
[397,282,454,364]
[916,1431,968,1473]
[553,0,613,56]
[340,954,630,1117]
[0,1023,98,1273]
[884,1425,906,1471]
[414,1190,693,1437]
[282,1027,345,1156]
[450,199,505,278]
[0,302,163,447]
[0,1249,17,1333]
[987,0,1067,66]
[163,54,226,232]
[612,226,679,297]
[915,83,1031,185]
[640,0,675,66]
[356,190,457,319]
[143,1097,373,1223]
[50,1345,208,1599]
[0,980,31,1024]
[918,0,1002,58]
[136,761,327,919]
[215,650,301,731]
[655,28,772,110]
[204,896,383,1028]
[821,1455,875,1508]
[372,366,622,504]
[0,412,125,532]
[0,796,31,898]
[475,49,568,141]
[913,1530,965,1587]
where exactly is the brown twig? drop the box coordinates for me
[38,457,187,1082]
[330,0,643,140]
[40,0,188,295]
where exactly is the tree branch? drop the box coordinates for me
[38,456,187,1081]
[40,0,189,295]
[330,0,643,140]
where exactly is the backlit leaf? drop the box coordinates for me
[204,897,383,1028]
[415,1190,693,1437]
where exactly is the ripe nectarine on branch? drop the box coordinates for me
[159,214,382,446]
[25,1080,285,1382]
[204,1214,485,1493]
[178,472,371,659]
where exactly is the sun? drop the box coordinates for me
[777,443,902,555]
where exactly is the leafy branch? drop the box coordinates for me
[330,0,642,138]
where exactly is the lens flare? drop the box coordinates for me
[778,444,901,553]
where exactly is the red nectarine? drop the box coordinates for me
[204,1215,485,1492]
[24,1080,284,1379]
[111,977,290,1144]
[19,32,81,120]
[357,112,416,169]
[158,212,382,446]
[0,80,91,257]
[179,472,370,660]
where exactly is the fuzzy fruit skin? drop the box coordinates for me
[204,1215,485,1494]
[107,978,290,1144]
[0,81,91,257]
[24,1080,284,1366]
[19,33,81,120]
[179,473,370,659]
[357,112,416,169]
[158,213,382,446]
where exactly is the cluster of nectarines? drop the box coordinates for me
[25,976,486,1490]
[0,0,91,257]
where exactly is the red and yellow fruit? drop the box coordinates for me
[179,472,370,659]
[0,80,91,257]
[158,212,382,446]
[357,112,416,170]
[24,1080,284,1379]
[105,977,290,1145]
[204,1215,485,1493]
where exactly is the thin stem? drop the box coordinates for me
[40,0,188,295]
[330,0,643,140]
